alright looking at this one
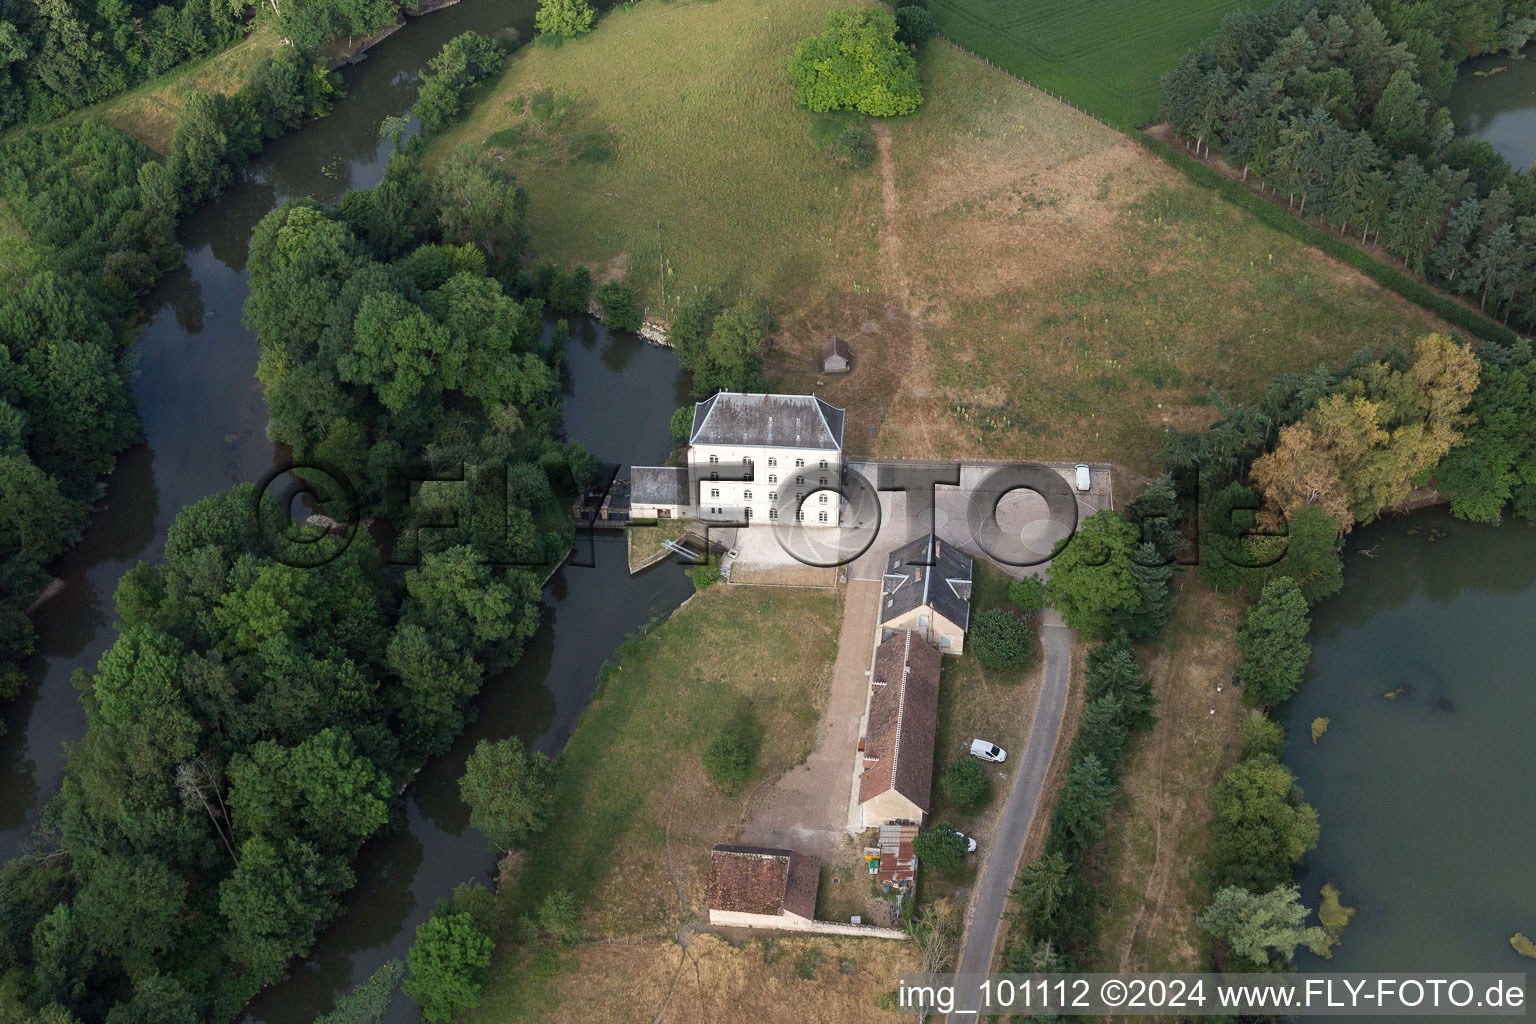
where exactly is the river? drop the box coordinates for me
[1449,45,1536,173]
[0,3,696,1020]
[1279,511,1536,1000]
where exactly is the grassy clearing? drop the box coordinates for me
[918,562,1041,901]
[437,1,1447,473]
[786,43,1449,470]
[927,0,1261,127]
[472,932,915,1023]
[0,202,45,287]
[83,31,283,153]
[499,584,841,934]
[430,0,884,315]
[1089,578,1247,973]
[626,517,691,572]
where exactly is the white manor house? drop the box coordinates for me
[630,392,845,526]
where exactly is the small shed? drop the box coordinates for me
[707,845,821,930]
[820,336,852,373]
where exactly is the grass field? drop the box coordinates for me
[434,0,1448,473]
[497,583,840,920]
[61,31,284,153]
[928,0,1261,127]
[1089,579,1247,973]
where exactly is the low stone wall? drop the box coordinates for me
[710,910,905,940]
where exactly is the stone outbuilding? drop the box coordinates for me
[859,630,941,828]
[707,845,821,931]
[820,336,852,373]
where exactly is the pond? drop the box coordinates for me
[0,2,697,1020]
[1279,511,1536,995]
[1449,46,1536,173]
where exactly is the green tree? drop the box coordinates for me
[1198,885,1326,967]
[534,0,595,38]
[1045,511,1142,638]
[893,5,935,46]
[1007,576,1048,613]
[168,90,231,202]
[1007,850,1073,943]
[403,910,493,1023]
[788,9,922,117]
[969,608,1035,669]
[435,147,529,266]
[103,974,200,1024]
[594,280,642,331]
[458,737,555,852]
[219,835,350,987]
[940,759,992,808]
[1239,714,1287,761]
[1236,577,1311,708]
[670,405,694,447]
[1211,755,1319,891]
[1267,506,1344,604]
[913,822,969,872]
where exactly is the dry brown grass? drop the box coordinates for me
[1089,578,1247,974]
[91,31,283,152]
[476,932,918,1023]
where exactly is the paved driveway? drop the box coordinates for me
[949,610,1074,1019]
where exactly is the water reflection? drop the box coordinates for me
[1449,45,1536,172]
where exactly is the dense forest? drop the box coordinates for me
[0,42,335,730]
[0,137,593,1021]
[0,0,402,131]
[1163,0,1536,330]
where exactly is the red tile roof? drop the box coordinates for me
[708,845,820,919]
[859,631,942,809]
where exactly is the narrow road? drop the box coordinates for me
[948,609,1073,1019]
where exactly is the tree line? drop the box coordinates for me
[1149,327,1536,969]
[0,0,401,133]
[0,43,336,728]
[0,137,586,1022]
[1163,0,1536,330]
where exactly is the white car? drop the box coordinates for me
[969,739,1007,763]
[1074,464,1092,492]
[952,829,978,854]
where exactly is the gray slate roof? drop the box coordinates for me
[689,393,844,451]
[881,533,973,631]
[630,465,691,506]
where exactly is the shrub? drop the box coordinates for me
[702,732,753,791]
[687,562,721,590]
[595,281,642,332]
[969,608,1035,670]
[940,759,992,808]
[832,123,877,168]
[1007,576,1048,612]
[538,889,583,945]
[403,910,493,1023]
[534,0,595,38]
[788,9,922,117]
[912,822,969,872]
[670,405,694,447]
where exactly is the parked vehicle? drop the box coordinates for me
[1074,464,1092,492]
[952,829,978,854]
[969,739,1007,763]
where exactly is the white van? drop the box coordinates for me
[969,739,1007,763]
[1074,464,1092,492]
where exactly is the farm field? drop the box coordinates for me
[927,0,1263,127]
[433,0,1448,473]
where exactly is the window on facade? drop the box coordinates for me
[940,636,952,648]
[744,507,753,518]
[768,474,777,484]
[819,460,828,470]
[820,477,827,485]
[796,493,804,502]
[744,491,752,500]
[709,454,719,463]
[710,488,719,498]
[796,510,805,522]
[795,458,805,467]
[818,511,828,522]
[796,475,805,484]
[768,508,778,520]
[710,472,719,481]
[768,457,777,466]
[768,492,776,501]
[819,493,828,504]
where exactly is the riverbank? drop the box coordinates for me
[429,0,1447,472]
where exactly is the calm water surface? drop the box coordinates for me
[0,3,696,1019]
[1280,511,1536,1011]
[1450,46,1536,172]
